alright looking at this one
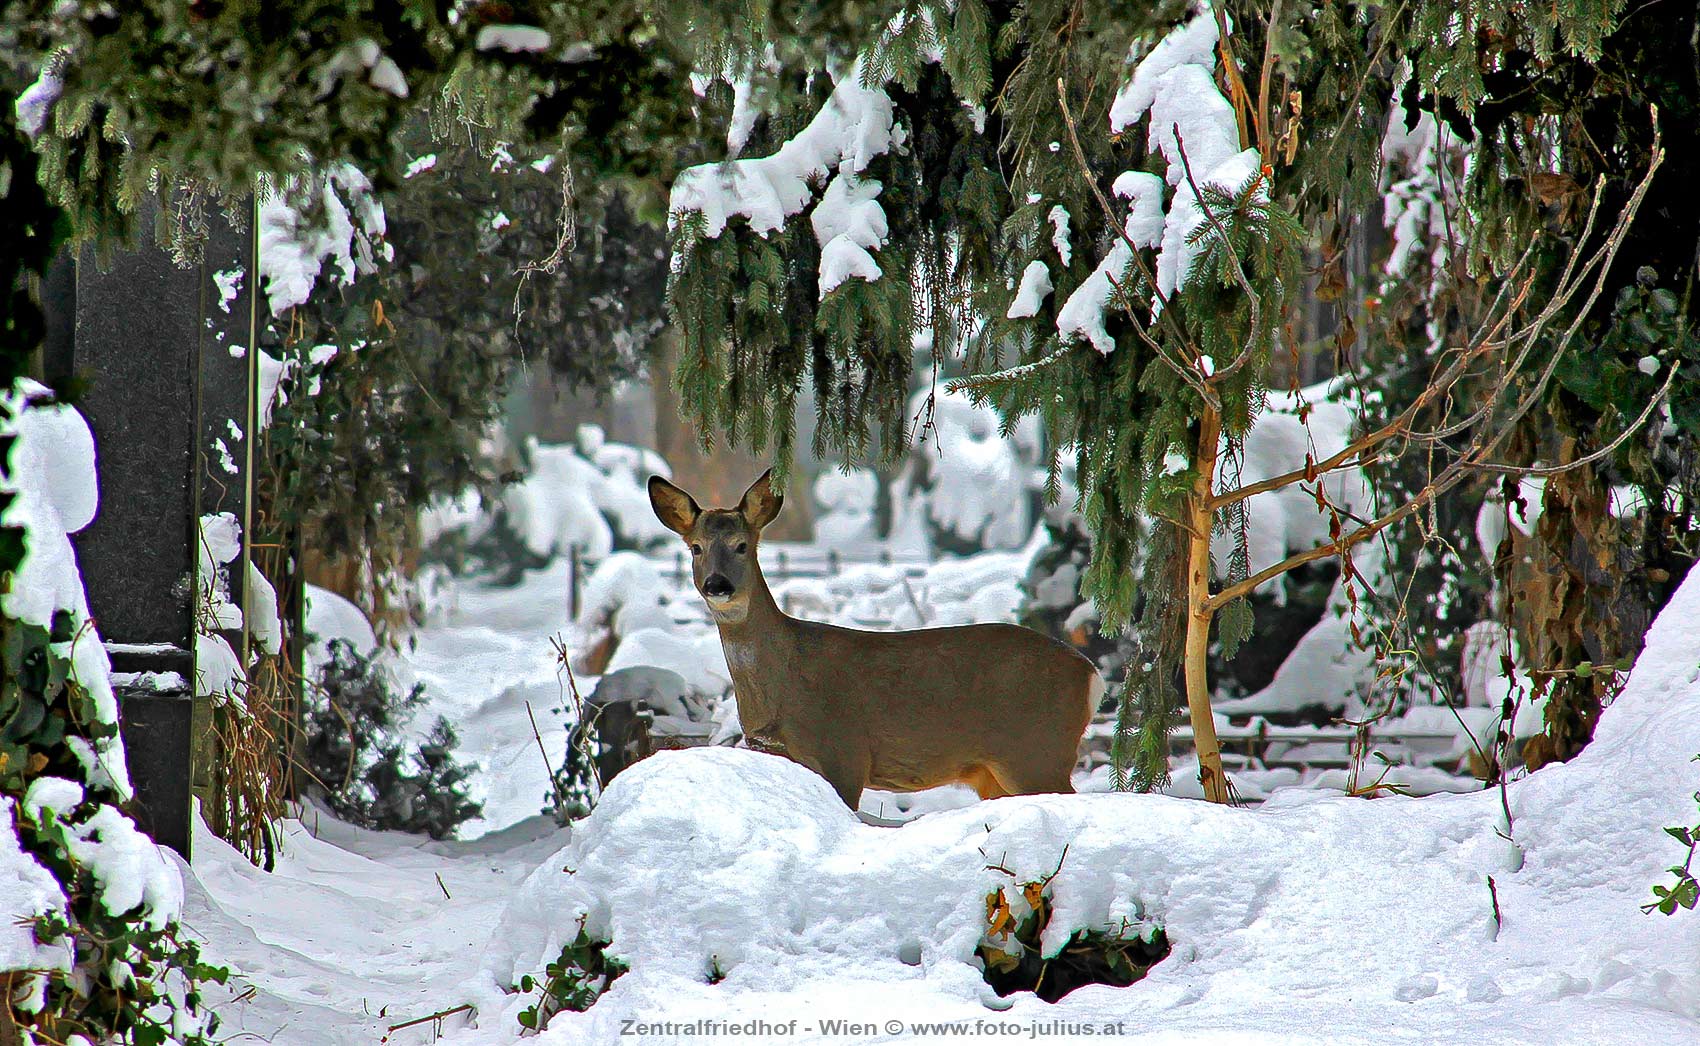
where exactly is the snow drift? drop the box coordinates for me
[462,571,1700,1043]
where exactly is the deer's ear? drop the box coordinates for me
[648,476,701,536]
[739,468,784,530]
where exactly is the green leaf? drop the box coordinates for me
[1678,880,1700,910]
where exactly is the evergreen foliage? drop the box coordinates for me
[2,393,227,1045]
[0,0,903,269]
[256,122,669,624]
[303,639,482,839]
[662,0,1700,782]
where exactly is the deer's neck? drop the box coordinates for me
[711,564,786,647]
[712,566,792,737]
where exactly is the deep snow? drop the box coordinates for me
[166,559,1700,1045]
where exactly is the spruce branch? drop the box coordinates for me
[1172,128,1264,384]
[946,344,1074,392]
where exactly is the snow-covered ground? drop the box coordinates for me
[171,550,1700,1045]
[18,376,1691,1044]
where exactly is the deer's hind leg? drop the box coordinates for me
[961,765,1010,801]
[986,759,1075,797]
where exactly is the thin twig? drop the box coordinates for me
[526,700,569,814]
[1208,278,1529,512]
[1475,357,1680,477]
[387,1002,473,1033]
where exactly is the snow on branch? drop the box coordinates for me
[1110,7,1260,303]
[257,164,391,316]
[668,61,897,297]
[1057,5,1265,353]
[1055,172,1165,353]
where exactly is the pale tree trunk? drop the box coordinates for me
[1184,405,1232,803]
[649,328,815,541]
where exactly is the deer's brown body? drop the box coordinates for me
[649,470,1101,810]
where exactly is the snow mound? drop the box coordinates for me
[604,628,730,698]
[436,429,674,569]
[811,469,880,549]
[465,571,1700,1043]
[0,798,69,974]
[304,584,379,674]
[570,552,680,669]
[897,386,1042,552]
[1,380,129,794]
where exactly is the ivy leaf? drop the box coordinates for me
[1678,880,1700,910]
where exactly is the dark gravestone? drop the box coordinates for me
[54,199,204,857]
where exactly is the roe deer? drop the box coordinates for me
[647,469,1102,810]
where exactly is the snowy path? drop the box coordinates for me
[181,811,567,1044]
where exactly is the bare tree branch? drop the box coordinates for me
[1202,105,1663,610]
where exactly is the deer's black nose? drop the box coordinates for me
[702,574,734,598]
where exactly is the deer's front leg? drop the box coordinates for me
[787,738,867,810]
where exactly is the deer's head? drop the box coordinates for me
[648,470,783,623]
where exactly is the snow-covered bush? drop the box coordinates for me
[302,639,483,840]
[257,163,391,315]
[567,552,693,673]
[811,468,880,549]
[893,386,1044,555]
[978,863,1169,1003]
[425,427,674,584]
[1,381,227,1042]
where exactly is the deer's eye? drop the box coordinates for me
[690,543,703,556]
[735,542,749,555]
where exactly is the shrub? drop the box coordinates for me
[303,639,482,839]
[516,920,627,1030]
[3,385,228,1043]
[977,855,1169,1003]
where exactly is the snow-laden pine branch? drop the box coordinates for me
[1058,6,1267,353]
[668,61,897,299]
